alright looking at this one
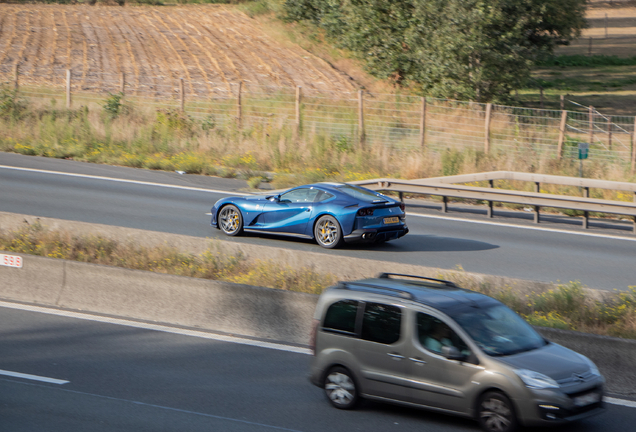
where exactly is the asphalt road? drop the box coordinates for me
[1,304,634,432]
[1,152,635,291]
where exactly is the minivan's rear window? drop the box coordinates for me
[361,303,401,345]
[323,300,358,334]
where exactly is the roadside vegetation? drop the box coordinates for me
[0,222,334,294]
[1,223,635,339]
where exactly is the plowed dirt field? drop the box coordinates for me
[0,4,356,98]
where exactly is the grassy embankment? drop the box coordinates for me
[1,222,635,339]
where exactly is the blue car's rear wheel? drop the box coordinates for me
[218,204,243,236]
[314,215,344,249]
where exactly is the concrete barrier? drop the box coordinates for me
[0,253,316,345]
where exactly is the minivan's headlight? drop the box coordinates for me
[515,369,559,389]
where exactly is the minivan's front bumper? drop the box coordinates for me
[515,382,605,426]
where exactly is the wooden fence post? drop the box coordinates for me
[295,86,301,137]
[557,110,567,159]
[236,81,242,129]
[13,64,19,91]
[358,90,365,150]
[66,69,72,109]
[484,103,492,153]
[179,78,185,111]
[589,106,594,145]
[120,72,125,95]
[631,116,636,174]
[607,116,612,151]
[560,94,565,111]
[420,97,426,150]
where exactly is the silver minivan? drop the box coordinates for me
[309,274,605,432]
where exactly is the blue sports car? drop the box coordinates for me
[210,183,408,248]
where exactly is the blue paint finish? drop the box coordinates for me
[211,183,409,247]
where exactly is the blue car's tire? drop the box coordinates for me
[314,215,344,249]
[218,204,243,236]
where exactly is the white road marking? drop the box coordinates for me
[1,300,635,408]
[0,165,245,196]
[407,212,636,242]
[0,369,69,384]
[0,300,310,355]
[605,397,636,408]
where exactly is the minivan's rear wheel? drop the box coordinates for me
[324,366,358,409]
[314,215,344,249]
[478,391,518,432]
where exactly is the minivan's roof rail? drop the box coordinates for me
[377,273,458,288]
[338,281,414,300]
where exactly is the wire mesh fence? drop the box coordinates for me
[1,67,635,165]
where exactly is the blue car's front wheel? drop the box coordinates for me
[314,215,344,249]
[218,204,243,236]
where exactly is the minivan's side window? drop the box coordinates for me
[323,300,359,334]
[417,313,470,356]
[361,303,401,345]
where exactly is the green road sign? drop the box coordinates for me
[578,142,589,160]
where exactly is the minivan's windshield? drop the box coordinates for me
[452,305,546,357]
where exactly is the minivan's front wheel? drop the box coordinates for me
[324,366,358,410]
[478,391,518,432]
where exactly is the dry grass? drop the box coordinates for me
[0,222,335,294]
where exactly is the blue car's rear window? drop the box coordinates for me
[338,185,388,203]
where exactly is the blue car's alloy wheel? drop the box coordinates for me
[219,204,243,236]
[314,215,343,249]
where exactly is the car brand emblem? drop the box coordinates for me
[573,373,586,382]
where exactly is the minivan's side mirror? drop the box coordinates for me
[441,346,464,361]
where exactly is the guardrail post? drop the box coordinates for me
[358,90,366,150]
[557,110,567,159]
[487,179,494,218]
[441,196,448,213]
[582,187,590,229]
[420,97,426,150]
[13,64,19,91]
[66,69,72,109]
[534,182,540,224]
[484,103,492,153]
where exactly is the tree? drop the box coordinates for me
[284,0,587,102]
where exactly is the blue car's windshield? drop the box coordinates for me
[338,185,388,203]
[451,305,546,357]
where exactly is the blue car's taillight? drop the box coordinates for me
[400,202,405,212]
[357,208,374,216]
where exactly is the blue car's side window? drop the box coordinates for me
[314,190,335,202]
[280,188,318,203]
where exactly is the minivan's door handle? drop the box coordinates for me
[387,353,404,360]
[409,357,427,365]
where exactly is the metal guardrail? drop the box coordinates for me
[351,171,636,233]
